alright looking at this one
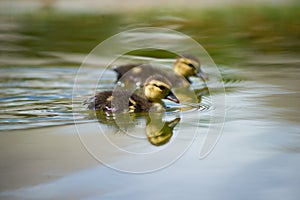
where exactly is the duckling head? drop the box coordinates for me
[174,54,208,82]
[143,75,180,104]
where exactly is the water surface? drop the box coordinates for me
[0,4,300,200]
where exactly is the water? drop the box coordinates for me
[0,4,300,200]
[0,67,76,130]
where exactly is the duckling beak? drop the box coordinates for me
[165,91,180,103]
[196,69,209,81]
[167,117,181,128]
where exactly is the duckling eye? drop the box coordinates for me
[153,84,166,90]
[158,85,166,90]
[187,63,195,69]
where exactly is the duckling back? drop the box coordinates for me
[86,90,153,112]
[113,64,189,88]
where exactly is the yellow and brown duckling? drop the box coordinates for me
[86,75,180,112]
[112,54,208,88]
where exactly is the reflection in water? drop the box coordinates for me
[145,113,180,146]
[95,110,181,146]
[173,87,206,111]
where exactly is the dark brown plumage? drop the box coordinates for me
[87,90,152,112]
[85,75,180,113]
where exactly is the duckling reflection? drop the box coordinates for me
[92,110,180,146]
[146,114,180,146]
[94,110,139,129]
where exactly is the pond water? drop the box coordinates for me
[0,4,300,200]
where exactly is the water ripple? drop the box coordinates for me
[0,65,217,131]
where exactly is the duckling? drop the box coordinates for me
[86,75,180,112]
[112,54,208,88]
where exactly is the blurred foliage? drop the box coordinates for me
[127,5,300,64]
[1,3,299,66]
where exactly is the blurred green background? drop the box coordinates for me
[0,0,299,67]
